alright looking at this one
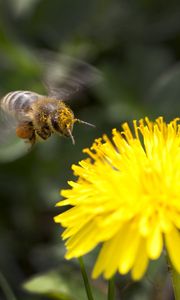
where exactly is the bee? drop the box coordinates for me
[0,90,94,146]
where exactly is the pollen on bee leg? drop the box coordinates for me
[16,123,33,140]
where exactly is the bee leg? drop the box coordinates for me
[36,126,51,140]
[28,131,36,147]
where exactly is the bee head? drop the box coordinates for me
[51,107,75,144]
[51,107,95,145]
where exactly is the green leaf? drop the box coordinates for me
[23,265,106,300]
[7,0,40,16]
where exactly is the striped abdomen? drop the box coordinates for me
[0,90,42,120]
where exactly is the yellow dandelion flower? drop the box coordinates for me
[54,117,180,280]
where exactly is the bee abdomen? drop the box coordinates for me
[1,91,41,115]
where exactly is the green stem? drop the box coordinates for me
[108,276,115,300]
[169,262,180,300]
[78,257,94,300]
[0,271,17,300]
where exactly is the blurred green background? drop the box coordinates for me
[0,0,180,299]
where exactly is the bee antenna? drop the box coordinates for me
[74,119,95,128]
[67,128,75,145]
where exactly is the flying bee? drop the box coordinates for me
[0,90,95,146]
[0,55,101,152]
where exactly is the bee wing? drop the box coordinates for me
[0,102,32,137]
[0,105,30,162]
[0,101,30,145]
[41,54,102,100]
[0,106,18,140]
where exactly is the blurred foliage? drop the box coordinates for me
[23,265,106,300]
[0,0,179,299]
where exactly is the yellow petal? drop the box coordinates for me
[92,231,123,279]
[165,227,180,273]
[146,224,163,259]
[65,221,100,258]
[118,226,141,274]
[131,238,149,280]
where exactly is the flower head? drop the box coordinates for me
[54,117,180,280]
